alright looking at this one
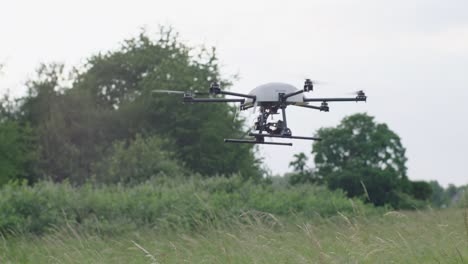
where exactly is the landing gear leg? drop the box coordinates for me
[280,106,291,136]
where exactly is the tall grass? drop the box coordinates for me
[0,175,377,234]
[1,177,467,263]
[1,209,466,263]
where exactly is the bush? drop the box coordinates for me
[92,134,185,184]
[0,176,377,234]
[391,191,428,210]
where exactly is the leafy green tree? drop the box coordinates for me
[288,152,318,185]
[0,121,38,185]
[18,64,117,183]
[410,181,432,201]
[0,95,16,122]
[446,184,458,199]
[0,73,40,185]
[16,28,260,183]
[429,181,448,207]
[312,113,412,207]
[73,28,260,179]
[428,181,468,208]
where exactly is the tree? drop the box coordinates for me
[17,64,117,183]
[0,121,38,185]
[410,181,432,201]
[16,28,261,183]
[73,28,260,179]
[0,82,39,185]
[0,94,16,122]
[312,113,412,207]
[429,181,448,207]
[288,152,318,185]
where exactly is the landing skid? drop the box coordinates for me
[249,133,322,141]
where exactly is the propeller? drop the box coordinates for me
[303,78,329,92]
[346,90,365,96]
[345,90,367,101]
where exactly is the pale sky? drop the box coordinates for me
[1,0,467,186]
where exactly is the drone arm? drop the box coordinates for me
[294,104,328,112]
[283,90,304,100]
[217,90,256,99]
[304,96,366,103]
[183,97,245,103]
[209,82,256,100]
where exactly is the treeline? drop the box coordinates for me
[429,181,467,208]
[0,28,260,186]
[287,113,467,209]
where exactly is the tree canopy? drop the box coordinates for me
[288,152,318,185]
[312,113,419,207]
[0,121,38,185]
[3,28,260,184]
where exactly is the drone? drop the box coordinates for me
[153,79,367,146]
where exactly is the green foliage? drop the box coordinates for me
[312,113,417,208]
[410,180,432,201]
[92,134,185,184]
[429,181,448,207]
[288,152,318,185]
[13,28,260,183]
[0,176,375,234]
[16,63,117,183]
[73,29,260,179]
[0,94,17,122]
[0,121,39,185]
[446,184,460,201]
[390,191,429,209]
[2,209,467,263]
[429,181,468,208]
[452,185,468,208]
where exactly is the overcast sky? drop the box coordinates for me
[1,0,467,186]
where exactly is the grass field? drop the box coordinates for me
[1,209,467,263]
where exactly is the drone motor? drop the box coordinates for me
[304,79,313,92]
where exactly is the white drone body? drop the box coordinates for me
[245,82,304,105]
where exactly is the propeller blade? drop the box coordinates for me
[152,89,210,96]
[152,89,185,95]
[346,90,365,95]
[306,79,327,85]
